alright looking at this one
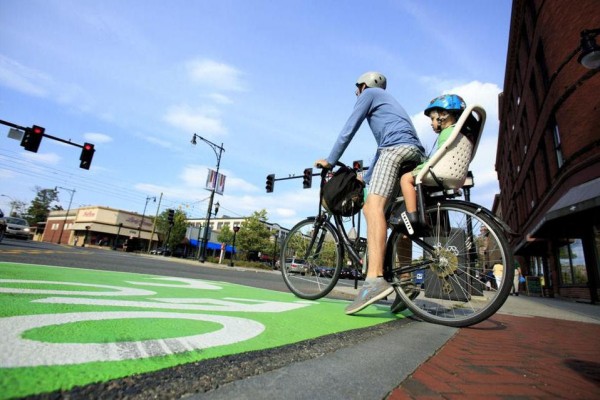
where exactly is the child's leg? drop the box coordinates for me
[400,172,417,213]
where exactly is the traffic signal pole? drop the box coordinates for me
[0,118,95,169]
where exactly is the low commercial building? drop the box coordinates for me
[43,206,157,250]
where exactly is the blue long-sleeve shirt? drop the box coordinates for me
[326,88,424,183]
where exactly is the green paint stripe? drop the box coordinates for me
[0,262,399,398]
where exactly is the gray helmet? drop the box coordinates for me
[356,72,387,89]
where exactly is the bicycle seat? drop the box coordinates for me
[415,104,486,190]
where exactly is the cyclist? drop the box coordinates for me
[315,71,425,315]
[399,94,466,232]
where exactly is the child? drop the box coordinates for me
[399,94,466,231]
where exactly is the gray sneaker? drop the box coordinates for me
[345,279,394,315]
[390,280,419,314]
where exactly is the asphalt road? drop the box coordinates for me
[0,239,456,399]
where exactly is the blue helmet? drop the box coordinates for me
[424,94,466,116]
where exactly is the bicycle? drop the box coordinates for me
[280,104,514,327]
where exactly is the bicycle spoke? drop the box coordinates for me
[280,217,342,300]
[388,201,512,327]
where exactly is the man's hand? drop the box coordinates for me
[314,159,331,169]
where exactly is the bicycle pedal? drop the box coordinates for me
[400,211,414,235]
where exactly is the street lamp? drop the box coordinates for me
[1,194,16,216]
[138,195,156,243]
[229,225,240,267]
[195,200,220,259]
[55,186,76,245]
[191,133,225,263]
[578,28,600,69]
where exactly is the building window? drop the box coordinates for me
[52,223,59,230]
[558,239,588,285]
[552,124,564,168]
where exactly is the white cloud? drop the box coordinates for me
[208,93,233,104]
[163,104,226,135]
[84,132,113,144]
[22,152,62,165]
[186,59,245,92]
[0,55,50,97]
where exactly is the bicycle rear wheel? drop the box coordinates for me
[387,201,513,327]
[280,217,343,300]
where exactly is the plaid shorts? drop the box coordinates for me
[368,145,424,197]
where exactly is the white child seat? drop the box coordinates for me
[415,104,486,189]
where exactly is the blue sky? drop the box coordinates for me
[1,0,512,229]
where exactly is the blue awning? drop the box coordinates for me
[189,239,235,253]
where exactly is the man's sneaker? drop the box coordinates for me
[345,279,394,315]
[390,280,419,314]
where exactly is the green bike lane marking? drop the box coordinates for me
[0,262,400,399]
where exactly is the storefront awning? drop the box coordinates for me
[71,222,158,241]
[529,177,600,239]
[189,239,234,253]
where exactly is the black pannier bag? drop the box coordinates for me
[322,164,365,216]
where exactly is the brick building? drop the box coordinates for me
[496,0,599,302]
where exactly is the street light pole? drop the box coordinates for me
[1,194,16,216]
[55,186,75,245]
[191,133,225,263]
[138,195,156,243]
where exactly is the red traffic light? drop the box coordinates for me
[20,125,45,152]
[79,142,95,170]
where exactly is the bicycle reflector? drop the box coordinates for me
[79,143,95,170]
[266,174,275,193]
[20,125,45,152]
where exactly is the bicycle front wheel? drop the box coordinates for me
[387,201,513,327]
[280,217,343,300]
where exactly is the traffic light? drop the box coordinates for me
[266,174,275,193]
[167,209,175,225]
[303,168,313,189]
[79,143,95,170]
[352,160,363,171]
[20,125,44,152]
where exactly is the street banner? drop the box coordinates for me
[206,169,226,195]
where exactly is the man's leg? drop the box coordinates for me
[344,193,394,315]
[363,193,388,278]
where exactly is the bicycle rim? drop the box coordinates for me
[280,218,342,300]
[388,201,513,327]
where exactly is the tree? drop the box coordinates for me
[236,209,272,258]
[217,224,234,246]
[26,187,61,225]
[155,208,188,251]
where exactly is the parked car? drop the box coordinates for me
[4,217,32,240]
[314,266,334,278]
[150,247,171,256]
[284,258,306,275]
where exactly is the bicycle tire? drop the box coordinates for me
[386,201,513,327]
[280,217,343,300]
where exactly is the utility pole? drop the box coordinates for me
[148,192,163,253]
[55,186,75,245]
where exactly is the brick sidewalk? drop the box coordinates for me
[388,314,600,399]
